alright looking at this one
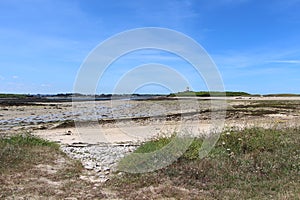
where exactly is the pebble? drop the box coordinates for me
[61,143,137,181]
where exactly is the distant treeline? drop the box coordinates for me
[168,91,251,97]
[54,93,163,98]
[0,93,159,99]
[0,94,28,98]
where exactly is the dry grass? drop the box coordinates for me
[0,133,106,199]
[107,127,300,199]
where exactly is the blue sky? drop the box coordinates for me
[0,0,300,94]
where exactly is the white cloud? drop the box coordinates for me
[12,75,18,79]
[267,60,300,64]
[212,47,300,70]
[41,84,51,87]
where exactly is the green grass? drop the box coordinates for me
[0,133,60,172]
[133,135,204,161]
[1,133,59,148]
[134,136,174,153]
[108,127,300,199]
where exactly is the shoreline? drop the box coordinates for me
[1,97,299,144]
[1,97,299,190]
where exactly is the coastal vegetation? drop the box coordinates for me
[0,133,106,199]
[109,127,300,199]
[169,91,251,97]
[0,94,27,98]
[0,127,299,199]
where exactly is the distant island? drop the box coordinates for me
[168,91,251,97]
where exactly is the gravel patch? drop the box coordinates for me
[61,143,138,182]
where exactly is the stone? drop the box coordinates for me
[84,161,95,170]
[60,143,137,182]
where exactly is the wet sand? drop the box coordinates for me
[1,96,300,144]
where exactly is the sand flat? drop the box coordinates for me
[1,96,300,144]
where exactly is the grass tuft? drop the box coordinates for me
[134,136,173,153]
[108,127,300,199]
[0,133,107,199]
[1,133,59,148]
[0,133,59,172]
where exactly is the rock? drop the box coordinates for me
[65,197,78,200]
[95,167,102,172]
[65,130,72,135]
[84,165,94,170]
[84,161,95,170]
[98,175,109,183]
